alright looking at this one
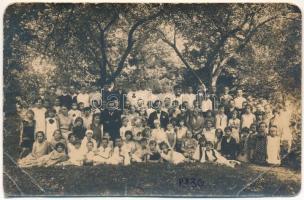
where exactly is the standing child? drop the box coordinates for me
[203,120,216,145]
[77,86,90,108]
[19,110,36,159]
[81,107,93,130]
[176,120,188,152]
[166,123,177,150]
[266,126,281,165]
[252,122,268,165]
[53,98,61,115]
[90,114,103,147]
[237,128,250,162]
[228,110,241,143]
[221,127,237,160]
[215,106,228,133]
[45,108,60,142]
[68,102,82,123]
[240,105,256,129]
[31,98,47,133]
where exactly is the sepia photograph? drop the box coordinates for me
[2,1,302,197]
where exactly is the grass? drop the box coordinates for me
[3,115,301,197]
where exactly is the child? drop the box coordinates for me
[53,97,61,114]
[228,110,241,143]
[234,89,247,111]
[68,102,82,123]
[266,126,281,165]
[45,108,60,142]
[81,107,93,130]
[215,106,228,132]
[58,106,73,140]
[31,98,47,133]
[120,117,132,140]
[220,86,233,107]
[147,140,161,163]
[77,86,90,108]
[237,128,250,162]
[131,138,149,163]
[81,130,97,152]
[66,140,84,166]
[83,141,97,166]
[193,141,240,168]
[132,117,144,141]
[221,127,237,160]
[94,138,113,165]
[103,132,114,149]
[201,95,213,114]
[49,130,66,151]
[240,105,256,129]
[108,138,125,165]
[18,131,49,167]
[19,110,36,159]
[72,117,87,141]
[204,110,215,126]
[67,134,77,153]
[36,142,68,167]
[252,122,268,165]
[214,128,223,151]
[166,123,177,149]
[176,120,188,152]
[90,114,103,147]
[202,120,216,145]
[181,130,198,162]
[151,120,168,145]
[160,142,186,164]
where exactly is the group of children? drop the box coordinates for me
[16,84,294,168]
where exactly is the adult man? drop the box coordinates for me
[148,100,169,129]
[59,86,73,109]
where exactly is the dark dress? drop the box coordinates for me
[72,126,86,140]
[252,133,267,164]
[20,120,36,149]
[221,136,237,160]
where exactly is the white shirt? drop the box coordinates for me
[201,99,213,112]
[234,96,247,109]
[77,93,90,107]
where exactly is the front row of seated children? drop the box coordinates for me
[18,128,242,168]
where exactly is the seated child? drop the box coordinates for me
[103,132,114,149]
[35,142,67,167]
[120,131,137,165]
[94,138,113,165]
[151,120,168,145]
[194,141,240,168]
[181,130,198,162]
[18,131,49,167]
[214,129,223,151]
[81,130,97,152]
[108,138,125,165]
[49,130,66,151]
[83,141,98,166]
[65,139,85,166]
[147,140,161,163]
[131,138,149,163]
[160,142,186,165]
[120,117,132,140]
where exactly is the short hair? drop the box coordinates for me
[55,142,66,150]
[86,130,93,135]
[241,127,250,133]
[101,137,109,143]
[87,141,94,146]
[125,130,133,138]
[206,141,214,147]
[224,127,232,132]
[259,122,267,127]
[149,140,157,146]
[35,131,45,139]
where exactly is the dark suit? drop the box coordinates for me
[100,109,122,140]
[148,110,169,129]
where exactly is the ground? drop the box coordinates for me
[3,115,301,197]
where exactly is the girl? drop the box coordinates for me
[66,140,84,166]
[147,140,161,163]
[176,120,188,152]
[49,130,66,151]
[18,131,49,167]
[108,138,125,165]
[77,86,90,108]
[202,120,216,145]
[81,130,97,152]
[67,134,77,153]
[81,107,93,130]
[215,106,228,132]
[31,98,47,133]
[214,128,223,151]
[132,117,144,141]
[19,110,36,159]
[240,105,256,129]
[90,114,103,147]
[121,131,137,165]
[45,108,60,142]
[151,120,168,145]
[193,141,240,168]
[120,117,132,140]
[94,138,112,165]
[103,132,114,149]
[266,126,281,165]
[181,130,197,162]
[160,142,185,164]
[36,142,67,167]
[58,106,73,140]
[221,127,237,160]
[228,110,240,143]
[237,128,250,162]
[68,102,82,123]
[72,117,87,141]
[131,138,149,163]
[252,122,268,165]
[166,123,177,150]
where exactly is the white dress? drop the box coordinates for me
[45,117,59,142]
[32,107,47,133]
[161,150,185,164]
[108,147,124,165]
[266,136,281,165]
